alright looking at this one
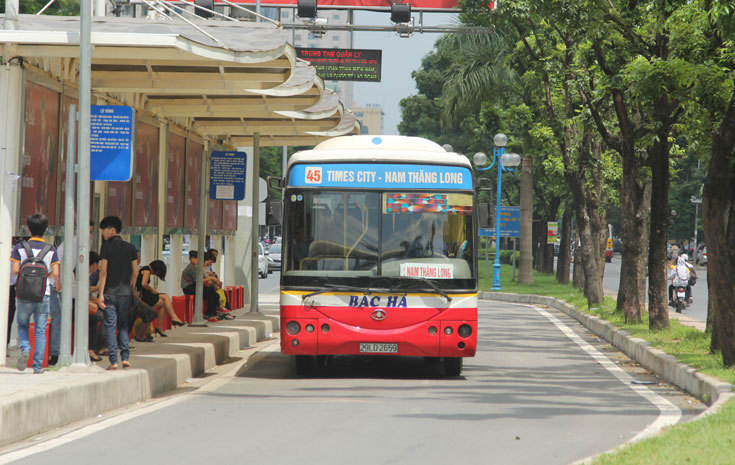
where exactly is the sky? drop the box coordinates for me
[351,11,460,134]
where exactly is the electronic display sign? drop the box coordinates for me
[296,48,381,82]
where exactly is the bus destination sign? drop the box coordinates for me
[296,48,382,82]
[288,163,473,190]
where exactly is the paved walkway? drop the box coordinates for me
[0,307,279,448]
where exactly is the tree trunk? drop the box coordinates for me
[647,134,671,330]
[532,221,546,271]
[707,267,718,352]
[573,231,584,291]
[638,183,652,309]
[702,120,735,366]
[556,210,572,284]
[616,151,649,323]
[565,129,605,306]
[543,244,555,274]
[518,156,534,284]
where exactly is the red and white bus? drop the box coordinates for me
[278,135,478,375]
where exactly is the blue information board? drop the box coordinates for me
[210,151,247,200]
[478,206,520,238]
[90,105,134,181]
[288,163,473,190]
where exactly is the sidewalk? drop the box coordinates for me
[0,305,279,448]
[603,287,706,332]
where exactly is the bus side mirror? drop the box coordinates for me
[478,203,493,228]
[267,176,283,190]
[266,200,283,226]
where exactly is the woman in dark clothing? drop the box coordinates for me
[135,260,185,337]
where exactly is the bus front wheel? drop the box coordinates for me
[443,357,463,376]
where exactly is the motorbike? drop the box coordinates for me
[672,286,687,313]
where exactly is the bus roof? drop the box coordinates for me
[288,135,472,169]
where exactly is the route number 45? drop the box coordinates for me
[305,166,322,184]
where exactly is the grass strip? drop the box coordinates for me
[590,397,735,465]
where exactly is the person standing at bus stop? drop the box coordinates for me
[97,216,138,370]
[10,213,60,373]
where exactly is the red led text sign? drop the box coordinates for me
[296,48,382,82]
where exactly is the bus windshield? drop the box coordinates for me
[283,190,475,290]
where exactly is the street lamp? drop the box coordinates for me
[474,133,521,290]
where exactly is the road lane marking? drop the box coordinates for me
[532,306,682,445]
[0,338,281,464]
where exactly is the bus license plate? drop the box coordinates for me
[359,343,398,353]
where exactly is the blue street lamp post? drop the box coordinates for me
[473,133,521,291]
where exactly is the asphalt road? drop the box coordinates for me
[3,300,703,465]
[258,269,281,294]
[601,255,708,323]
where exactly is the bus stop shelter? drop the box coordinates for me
[0,13,359,364]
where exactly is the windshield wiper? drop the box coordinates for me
[303,283,372,300]
[373,275,451,303]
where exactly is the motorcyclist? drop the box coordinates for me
[668,254,694,305]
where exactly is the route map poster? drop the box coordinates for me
[133,122,159,228]
[166,132,186,230]
[296,48,381,82]
[21,81,59,228]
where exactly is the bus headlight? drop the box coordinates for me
[458,324,472,338]
[286,321,301,335]
[444,326,453,335]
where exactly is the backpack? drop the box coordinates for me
[16,241,53,303]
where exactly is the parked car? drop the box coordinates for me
[257,242,268,278]
[697,246,708,266]
[267,243,281,272]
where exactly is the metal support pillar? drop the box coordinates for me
[250,133,260,313]
[192,142,210,326]
[492,146,504,291]
[73,0,92,365]
[58,105,77,366]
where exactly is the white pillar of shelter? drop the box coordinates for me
[94,0,106,16]
[0,63,23,365]
[234,146,255,309]
[250,133,260,314]
[224,235,236,286]
[210,235,223,278]
[140,235,156,267]
[168,234,184,296]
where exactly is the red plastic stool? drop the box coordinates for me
[236,286,243,309]
[26,321,51,368]
[172,295,192,323]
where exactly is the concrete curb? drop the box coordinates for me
[481,292,733,409]
[0,312,280,447]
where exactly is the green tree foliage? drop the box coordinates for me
[0,0,79,15]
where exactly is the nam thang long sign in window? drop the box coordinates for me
[296,48,382,82]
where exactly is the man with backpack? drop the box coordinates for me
[9,213,60,374]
